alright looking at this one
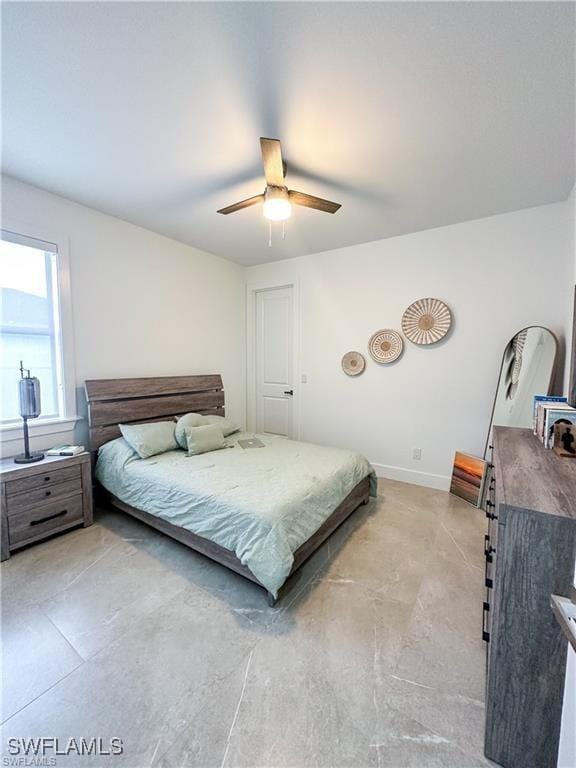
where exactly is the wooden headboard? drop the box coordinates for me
[85,375,224,450]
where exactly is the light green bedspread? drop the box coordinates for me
[95,432,377,596]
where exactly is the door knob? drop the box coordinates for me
[283,390,294,396]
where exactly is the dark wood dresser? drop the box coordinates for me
[0,452,93,561]
[484,426,576,768]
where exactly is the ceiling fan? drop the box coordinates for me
[217,137,342,222]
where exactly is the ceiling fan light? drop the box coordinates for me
[263,186,291,221]
[263,198,292,222]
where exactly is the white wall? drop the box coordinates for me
[1,175,245,455]
[247,200,574,489]
[559,645,576,768]
[2,175,573,485]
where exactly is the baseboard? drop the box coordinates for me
[370,462,451,491]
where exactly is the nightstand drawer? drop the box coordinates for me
[8,494,84,547]
[5,464,81,496]
[6,478,83,515]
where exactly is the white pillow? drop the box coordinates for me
[175,412,209,449]
[203,415,239,437]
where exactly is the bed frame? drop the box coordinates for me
[85,375,370,604]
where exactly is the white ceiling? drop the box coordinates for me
[3,2,574,266]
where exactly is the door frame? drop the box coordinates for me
[246,279,301,439]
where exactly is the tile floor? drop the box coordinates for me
[1,480,492,767]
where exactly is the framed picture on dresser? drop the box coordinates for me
[449,451,488,507]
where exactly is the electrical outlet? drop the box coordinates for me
[301,373,308,384]
[412,448,422,461]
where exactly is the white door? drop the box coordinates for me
[255,287,294,437]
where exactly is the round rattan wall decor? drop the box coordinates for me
[341,351,366,376]
[401,298,452,345]
[368,329,404,364]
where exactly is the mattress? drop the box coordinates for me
[95,431,377,596]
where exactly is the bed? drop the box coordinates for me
[86,375,376,604]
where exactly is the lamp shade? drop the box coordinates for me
[19,375,41,418]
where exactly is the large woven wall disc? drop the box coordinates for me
[368,329,404,364]
[341,351,366,376]
[401,298,452,345]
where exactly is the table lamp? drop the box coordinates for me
[14,360,45,464]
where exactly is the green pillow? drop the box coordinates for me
[120,421,177,459]
[203,415,239,437]
[175,412,208,449]
[185,424,226,456]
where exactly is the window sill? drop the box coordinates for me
[0,416,81,447]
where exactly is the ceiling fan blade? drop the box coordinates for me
[260,137,285,187]
[288,190,341,213]
[217,194,264,215]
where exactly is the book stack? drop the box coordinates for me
[533,396,576,451]
[46,444,86,457]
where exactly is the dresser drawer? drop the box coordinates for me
[5,464,81,496]
[8,494,84,547]
[5,477,83,515]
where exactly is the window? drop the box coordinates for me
[1,230,65,424]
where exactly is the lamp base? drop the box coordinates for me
[14,452,45,464]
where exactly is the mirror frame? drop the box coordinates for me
[484,325,559,456]
[568,286,576,408]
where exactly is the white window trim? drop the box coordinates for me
[0,218,81,445]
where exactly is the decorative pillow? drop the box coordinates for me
[185,424,226,456]
[119,421,178,459]
[203,415,240,437]
[175,412,209,449]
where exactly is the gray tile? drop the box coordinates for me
[392,546,486,701]
[380,480,451,516]
[1,586,259,767]
[316,499,434,605]
[185,582,413,768]
[1,606,83,722]
[1,482,490,768]
[154,655,258,768]
[40,538,194,659]
[380,673,486,759]
[437,500,486,572]
[370,702,490,768]
[1,523,123,613]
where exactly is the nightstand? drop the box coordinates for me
[0,452,93,561]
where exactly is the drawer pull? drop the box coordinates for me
[44,476,51,482]
[484,553,493,588]
[30,509,67,527]
[45,490,52,497]
[484,534,495,560]
[482,600,490,643]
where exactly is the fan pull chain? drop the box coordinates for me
[268,221,272,247]
[282,221,286,240]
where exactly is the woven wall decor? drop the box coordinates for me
[341,351,366,376]
[401,298,452,345]
[368,329,404,364]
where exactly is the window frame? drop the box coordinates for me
[0,219,78,447]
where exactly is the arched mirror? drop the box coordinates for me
[485,326,558,456]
